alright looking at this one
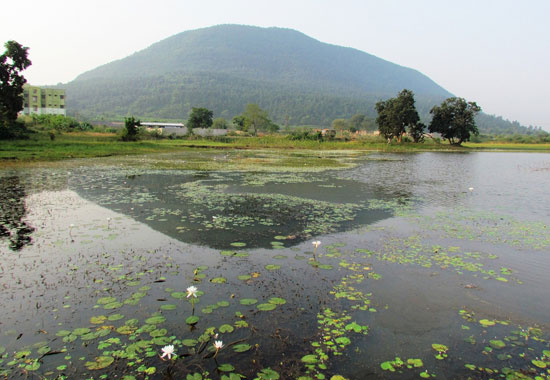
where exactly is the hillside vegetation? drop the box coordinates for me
[65,24,534,134]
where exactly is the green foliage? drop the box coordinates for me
[375,89,421,142]
[1,40,32,138]
[30,114,91,132]
[122,116,141,141]
[331,118,349,131]
[212,117,228,129]
[187,107,213,131]
[232,115,247,131]
[429,97,482,145]
[242,103,271,135]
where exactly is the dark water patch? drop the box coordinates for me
[69,170,395,249]
[0,176,34,250]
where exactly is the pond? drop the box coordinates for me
[1,151,549,380]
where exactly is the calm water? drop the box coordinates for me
[1,151,549,379]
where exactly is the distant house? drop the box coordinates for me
[22,85,66,116]
[141,122,187,136]
[140,122,227,137]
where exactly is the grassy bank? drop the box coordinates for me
[1,132,550,166]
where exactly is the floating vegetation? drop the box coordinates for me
[356,235,520,283]
[2,152,550,379]
[413,207,550,250]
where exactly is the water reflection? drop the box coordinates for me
[71,171,395,249]
[0,176,34,251]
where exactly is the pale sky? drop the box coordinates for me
[2,0,549,130]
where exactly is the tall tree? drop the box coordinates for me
[212,117,228,129]
[429,97,481,145]
[349,114,366,132]
[122,116,141,141]
[0,41,31,138]
[375,89,420,142]
[187,107,213,132]
[242,103,271,135]
[232,115,247,131]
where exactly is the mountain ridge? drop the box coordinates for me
[65,24,531,133]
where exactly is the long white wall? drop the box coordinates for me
[23,107,67,116]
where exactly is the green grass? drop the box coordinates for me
[1,132,549,167]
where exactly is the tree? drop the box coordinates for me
[187,107,213,132]
[232,115,247,131]
[0,41,31,138]
[212,117,228,129]
[242,103,271,135]
[375,89,420,142]
[408,122,426,143]
[429,97,481,145]
[122,116,141,141]
[331,118,349,132]
[349,114,366,132]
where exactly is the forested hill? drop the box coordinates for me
[65,24,531,133]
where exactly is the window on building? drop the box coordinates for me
[32,96,37,102]
[60,95,64,99]
[60,105,64,109]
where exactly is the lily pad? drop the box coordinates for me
[257,303,277,311]
[240,298,258,305]
[211,277,227,284]
[186,315,199,325]
[145,315,166,325]
[85,356,114,370]
[268,297,286,305]
[233,343,252,352]
[219,324,234,333]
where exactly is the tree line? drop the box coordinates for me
[374,89,482,145]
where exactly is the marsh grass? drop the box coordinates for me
[2,132,550,166]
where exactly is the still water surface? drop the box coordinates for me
[1,151,549,379]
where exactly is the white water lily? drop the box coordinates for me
[214,340,224,350]
[468,187,474,191]
[160,344,175,360]
[312,240,321,248]
[186,285,198,298]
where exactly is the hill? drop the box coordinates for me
[65,24,531,133]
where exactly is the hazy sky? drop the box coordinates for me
[2,0,549,129]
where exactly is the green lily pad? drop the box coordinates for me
[150,328,167,337]
[301,354,318,364]
[104,301,123,310]
[211,277,227,284]
[256,368,280,379]
[90,315,107,324]
[238,275,252,281]
[265,264,281,270]
[85,356,114,370]
[257,303,277,311]
[97,297,117,305]
[233,343,252,352]
[171,292,187,299]
[239,298,258,305]
[182,339,198,347]
[219,324,234,333]
[230,242,246,247]
[145,315,166,325]
[108,314,124,321]
[73,327,91,336]
[489,340,506,349]
[268,297,286,305]
[186,316,199,325]
[479,319,496,327]
[218,363,235,372]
